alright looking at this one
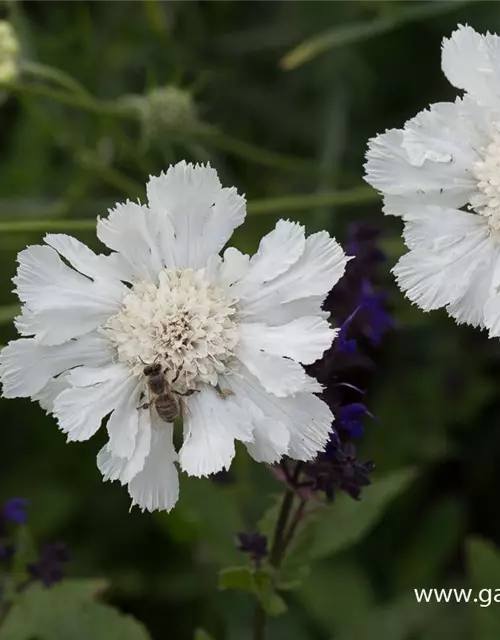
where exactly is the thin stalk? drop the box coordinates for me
[281,499,307,561]
[20,61,92,97]
[193,123,323,178]
[3,80,135,119]
[78,153,143,199]
[281,0,472,69]
[254,464,302,640]
[253,489,295,640]
[0,185,377,235]
[0,219,95,234]
[269,489,296,568]
[248,186,377,215]
[5,80,329,177]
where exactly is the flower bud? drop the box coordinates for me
[122,85,198,141]
[0,21,20,83]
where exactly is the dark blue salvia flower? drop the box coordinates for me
[357,280,393,347]
[236,532,268,568]
[336,309,360,356]
[28,541,70,587]
[315,441,375,501]
[0,498,28,564]
[2,498,29,525]
[327,223,392,350]
[0,498,69,588]
[296,222,392,502]
[337,402,373,439]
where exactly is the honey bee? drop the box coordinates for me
[215,384,234,399]
[140,363,195,423]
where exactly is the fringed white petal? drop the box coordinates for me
[442,25,500,108]
[128,423,179,512]
[179,385,253,477]
[0,333,112,398]
[146,162,246,269]
[53,363,133,442]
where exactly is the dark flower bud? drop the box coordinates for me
[28,541,70,587]
[236,532,268,568]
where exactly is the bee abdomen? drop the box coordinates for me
[154,395,180,423]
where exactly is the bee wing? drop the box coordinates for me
[178,395,192,419]
[139,386,161,425]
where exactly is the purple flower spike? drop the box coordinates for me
[358,280,393,346]
[338,402,374,439]
[303,441,375,502]
[3,498,29,525]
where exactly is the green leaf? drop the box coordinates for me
[219,566,255,592]
[218,567,287,618]
[334,592,439,640]
[262,593,287,617]
[467,537,500,639]
[418,605,471,640]
[0,579,151,640]
[253,570,287,617]
[169,475,244,565]
[394,498,464,590]
[193,630,215,640]
[312,469,416,558]
[468,537,500,587]
[298,559,374,634]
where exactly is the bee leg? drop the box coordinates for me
[171,363,184,385]
[215,384,234,399]
[137,402,150,410]
[178,389,199,397]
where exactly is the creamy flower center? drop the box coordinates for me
[100,268,239,391]
[471,133,500,232]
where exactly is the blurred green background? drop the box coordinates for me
[3,1,500,639]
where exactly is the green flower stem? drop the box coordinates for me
[3,80,133,119]
[0,186,376,236]
[280,498,307,564]
[0,219,95,234]
[253,607,266,640]
[20,61,92,98]
[254,464,304,640]
[4,80,329,177]
[253,489,295,640]
[269,489,296,569]
[281,0,472,70]
[247,186,376,215]
[78,152,143,199]
[0,304,20,324]
[192,123,323,177]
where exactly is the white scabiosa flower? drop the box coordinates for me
[0,162,348,512]
[364,25,500,336]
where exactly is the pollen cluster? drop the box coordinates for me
[471,133,500,232]
[100,268,239,391]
